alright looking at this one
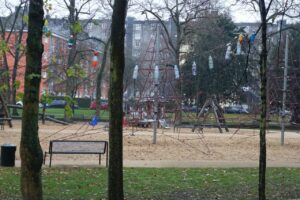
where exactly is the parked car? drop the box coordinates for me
[48,100,78,109]
[16,101,44,108]
[224,105,249,114]
[181,105,208,113]
[270,108,292,116]
[16,101,23,107]
[90,100,109,110]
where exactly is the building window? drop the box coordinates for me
[101,23,107,29]
[42,71,47,79]
[134,32,141,40]
[87,23,93,30]
[151,23,157,31]
[133,50,140,58]
[135,40,140,47]
[43,52,48,61]
[134,24,142,31]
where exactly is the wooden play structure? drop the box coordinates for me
[0,92,12,129]
[193,96,229,133]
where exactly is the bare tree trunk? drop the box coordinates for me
[3,54,11,103]
[258,0,268,199]
[12,28,26,115]
[108,0,127,199]
[20,0,44,199]
[96,38,110,116]
[66,0,78,97]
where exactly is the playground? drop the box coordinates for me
[1,120,300,167]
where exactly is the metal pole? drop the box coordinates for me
[131,79,136,136]
[153,24,160,144]
[153,82,158,144]
[133,79,136,99]
[281,33,289,146]
[196,65,199,110]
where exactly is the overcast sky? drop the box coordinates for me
[224,1,260,23]
[3,0,260,23]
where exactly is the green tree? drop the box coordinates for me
[183,13,247,105]
[0,1,28,107]
[288,24,300,124]
[96,37,110,116]
[20,0,44,199]
[108,0,128,198]
[40,92,52,124]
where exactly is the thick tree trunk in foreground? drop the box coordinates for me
[20,0,44,199]
[108,0,127,199]
[258,0,267,199]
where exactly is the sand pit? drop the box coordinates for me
[1,120,300,167]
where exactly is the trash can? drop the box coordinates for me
[1,144,16,167]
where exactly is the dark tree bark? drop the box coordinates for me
[66,0,78,97]
[258,0,268,199]
[20,0,44,199]
[108,0,127,199]
[96,38,110,116]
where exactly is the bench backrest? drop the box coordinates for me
[49,140,107,154]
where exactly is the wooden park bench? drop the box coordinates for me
[43,140,108,167]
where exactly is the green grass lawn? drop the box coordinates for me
[11,108,110,121]
[0,167,299,199]
[10,107,292,128]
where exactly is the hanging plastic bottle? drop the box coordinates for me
[192,61,197,76]
[91,51,99,68]
[236,41,241,55]
[132,65,139,80]
[68,35,74,49]
[154,65,159,84]
[174,65,179,79]
[225,43,232,60]
[249,33,256,44]
[43,19,49,33]
[239,33,244,44]
[208,55,214,70]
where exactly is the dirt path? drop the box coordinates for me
[1,120,300,168]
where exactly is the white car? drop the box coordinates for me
[16,101,44,108]
[16,101,23,107]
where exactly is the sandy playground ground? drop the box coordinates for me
[1,120,300,167]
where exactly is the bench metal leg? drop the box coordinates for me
[106,147,108,168]
[43,152,47,165]
[49,153,53,167]
[99,154,101,165]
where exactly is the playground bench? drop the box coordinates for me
[43,140,108,167]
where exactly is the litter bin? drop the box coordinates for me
[1,144,16,167]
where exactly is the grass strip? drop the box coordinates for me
[0,167,299,199]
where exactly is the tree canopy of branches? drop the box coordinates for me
[182,13,254,105]
[288,23,300,123]
[0,0,28,106]
[140,0,211,66]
